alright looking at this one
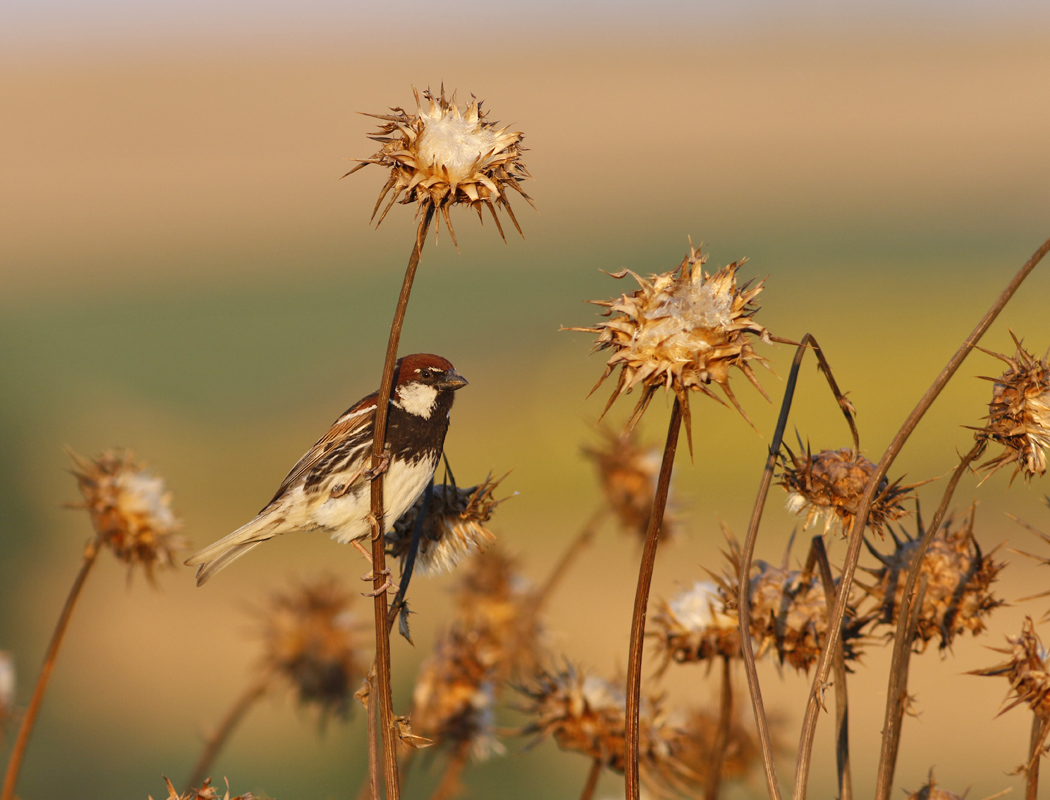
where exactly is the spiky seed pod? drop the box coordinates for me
[256,575,365,722]
[862,509,1004,652]
[387,476,508,575]
[976,337,1050,481]
[650,580,741,666]
[780,445,913,537]
[68,449,184,581]
[568,243,772,449]
[411,625,504,760]
[453,547,544,680]
[972,617,1050,722]
[347,87,532,244]
[665,708,763,788]
[151,777,254,800]
[518,663,683,790]
[902,771,967,800]
[582,428,674,541]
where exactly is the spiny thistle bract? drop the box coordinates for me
[387,475,508,575]
[861,508,1005,651]
[347,87,532,244]
[583,427,674,541]
[779,445,914,537]
[151,777,253,800]
[976,336,1050,481]
[569,243,771,451]
[650,580,741,667]
[256,575,366,723]
[68,449,184,582]
[972,616,1050,722]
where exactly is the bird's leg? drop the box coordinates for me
[352,537,397,597]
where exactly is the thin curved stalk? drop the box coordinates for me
[430,744,468,800]
[1027,715,1049,800]
[580,759,602,800]
[703,656,733,800]
[794,234,1050,800]
[185,673,272,792]
[534,506,607,613]
[624,397,683,800]
[368,205,436,800]
[2,537,101,800]
[873,441,983,799]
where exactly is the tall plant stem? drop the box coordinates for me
[794,234,1050,800]
[1027,715,1049,800]
[2,537,101,800]
[534,507,607,613]
[368,205,435,800]
[185,673,272,792]
[624,397,682,800]
[703,656,734,800]
[429,744,468,800]
[580,759,602,800]
[873,441,983,800]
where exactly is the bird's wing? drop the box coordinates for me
[261,392,379,510]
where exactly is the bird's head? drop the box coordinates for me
[393,354,468,418]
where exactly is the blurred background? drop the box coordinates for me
[2,0,1050,797]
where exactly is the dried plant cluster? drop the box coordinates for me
[256,576,365,721]
[977,337,1050,481]
[974,617,1050,723]
[862,510,1005,651]
[68,449,184,579]
[651,580,740,666]
[571,243,772,444]
[780,445,913,537]
[387,475,507,574]
[348,87,532,242]
[151,777,253,800]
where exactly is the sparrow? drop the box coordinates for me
[185,353,467,586]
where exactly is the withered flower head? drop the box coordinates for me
[518,663,680,788]
[257,575,365,722]
[862,508,1004,652]
[348,87,532,244]
[973,617,1050,724]
[411,625,504,760]
[780,445,913,537]
[387,476,508,575]
[976,336,1050,481]
[665,707,763,789]
[651,580,740,666]
[69,449,184,581]
[722,538,867,672]
[583,428,674,541]
[569,243,771,448]
[902,771,968,800]
[151,777,254,800]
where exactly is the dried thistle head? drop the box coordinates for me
[451,548,545,679]
[976,336,1050,481]
[68,449,184,581]
[411,625,504,760]
[650,580,740,667]
[569,243,771,450]
[257,575,365,722]
[780,445,913,537]
[862,508,1004,652]
[583,428,674,541]
[722,538,867,672]
[973,617,1050,720]
[665,707,763,788]
[902,771,967,800]
[151,777,254,800]
[387,476,508,575]
[348,87,532,244]
[518,663,680,788]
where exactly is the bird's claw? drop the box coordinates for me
[365,455,390,481]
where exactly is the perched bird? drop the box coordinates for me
[186,354,467,586]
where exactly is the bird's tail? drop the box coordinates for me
[185,513,288,586]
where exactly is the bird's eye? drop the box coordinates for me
[419,368,433,380]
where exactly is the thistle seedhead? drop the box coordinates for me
[664,707,764,789]
[902,771,967,800]
[569,243,772,451]
[972,617,1050,722]
[650,580,740,667]
[862,508,1005,652]
[976,336,1050,481]
[256,575,366,723]
[151,777,253,800]
[411,625,504,760]
[583,428,674,541]
[68,449,184,581]
[348,87,532,244]
[387,475,508,575]
[517,663,682,789]
[780,445,913,537]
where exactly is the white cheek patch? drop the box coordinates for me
[395,382,438,418]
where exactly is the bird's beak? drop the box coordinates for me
[441,370,468,391]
